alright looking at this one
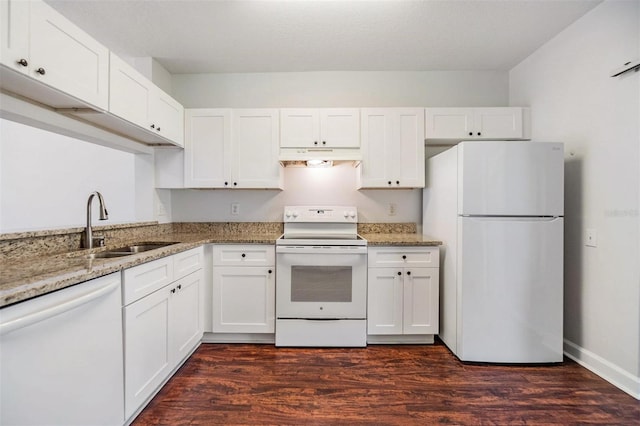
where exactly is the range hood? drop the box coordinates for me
[279,148,362,167]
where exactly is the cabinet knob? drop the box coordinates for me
[233,182,238,186]
[477,132,481,136]
[35,67,45,75]
[171,288,176,294]
[241,253,246,258]
[177,284,182,290]
[469,132,473,136]
[402,255,407,260]
[406,271,411,276]
[157,127,161,132]
[314,141,319,145]
[17,58,28,67]
[322,141,326,145]
[388,181,392,185]
[150,124,155,129]
[397,271,402,276]
[224,181,229,186]
[396,180,400,185]
[268,269,273,274]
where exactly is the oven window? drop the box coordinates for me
[291,266,352,302]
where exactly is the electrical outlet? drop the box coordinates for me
[585,228,597,247]
[231,203,240,215]
[388,203,397,216]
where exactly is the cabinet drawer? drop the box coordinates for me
[123,257,174,306]
[212,245,275,266]
[174,246,204,280]
[368,247,439,268]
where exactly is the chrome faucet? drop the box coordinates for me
[84,191,109,249]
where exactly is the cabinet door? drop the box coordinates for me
[29,0,109,110]
[109,52,153,130]
[0,0,30,75]
[280,108,320,148]
[359,109,394,187]
[425,108,474,139]
[367,268,403,335]
[396,108,425,187]
[151,88,185,146]
[170,270,204,365]
[232,109,282,189]
[474,108,523,139]
[212,266,275,333]
[403,267,439,334]
[124,287,171,419]
[320,108,360,148]
[184,109,231,187]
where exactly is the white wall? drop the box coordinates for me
[169,70,509,223]
[509,0,640,398]
[0,119,155,233]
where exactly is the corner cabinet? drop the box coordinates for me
[184,109,281,189]
[357,108,425,189]
[212,245,275,334]
[0,0,109,110]
[425,107,530,142]
[367,246,439,344]
[280,108,360,148]
[123,247,204,421]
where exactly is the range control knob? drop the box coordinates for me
[343,211,350,218]
[348,211,356,219]
[292,211,299,218]
[285,210,293,219]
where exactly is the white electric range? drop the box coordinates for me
[275,206,367,347]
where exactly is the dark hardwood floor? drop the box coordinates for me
[133,340,639,425]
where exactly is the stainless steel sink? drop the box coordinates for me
[83,242,179,259]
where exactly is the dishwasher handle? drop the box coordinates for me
[0,279,119,336]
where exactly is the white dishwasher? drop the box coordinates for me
[0,273,124,426]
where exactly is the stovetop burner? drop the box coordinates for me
[278,205,366,246]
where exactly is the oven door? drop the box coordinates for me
[276,245,367,319]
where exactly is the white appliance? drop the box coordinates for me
[276,206,368,347]
[0,273,125,425]
[423,141,564,363]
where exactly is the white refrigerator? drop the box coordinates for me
[423,141,564,363]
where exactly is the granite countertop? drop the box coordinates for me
[361,233,442,246]
[0,229,441,308]
[0,231,281,308]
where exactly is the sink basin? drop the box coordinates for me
[113,242,179,253]
[83,242,179,260]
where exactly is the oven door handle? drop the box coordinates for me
[276,246,368,255]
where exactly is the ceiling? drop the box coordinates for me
[45,0,602,74]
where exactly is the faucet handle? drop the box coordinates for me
[93,235,106,247]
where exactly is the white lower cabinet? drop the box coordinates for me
[123,247,204,420]
[367,247,439,343]
[212,245,275,334]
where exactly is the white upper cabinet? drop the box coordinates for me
[425,107,530,142]
[0,0,109,110]
[184,108,231,188]
[109,53,153,130]
[184,108,281,189]
[280,108,360,148]
[232,109,282,189]
[108,53,184,146]
[358,108,425,189]
[0,0,29,76]
[150,88,185,145]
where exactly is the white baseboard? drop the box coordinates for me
[564,339,640,400]
[202,332,275,344]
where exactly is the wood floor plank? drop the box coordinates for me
[133,341,640,425]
